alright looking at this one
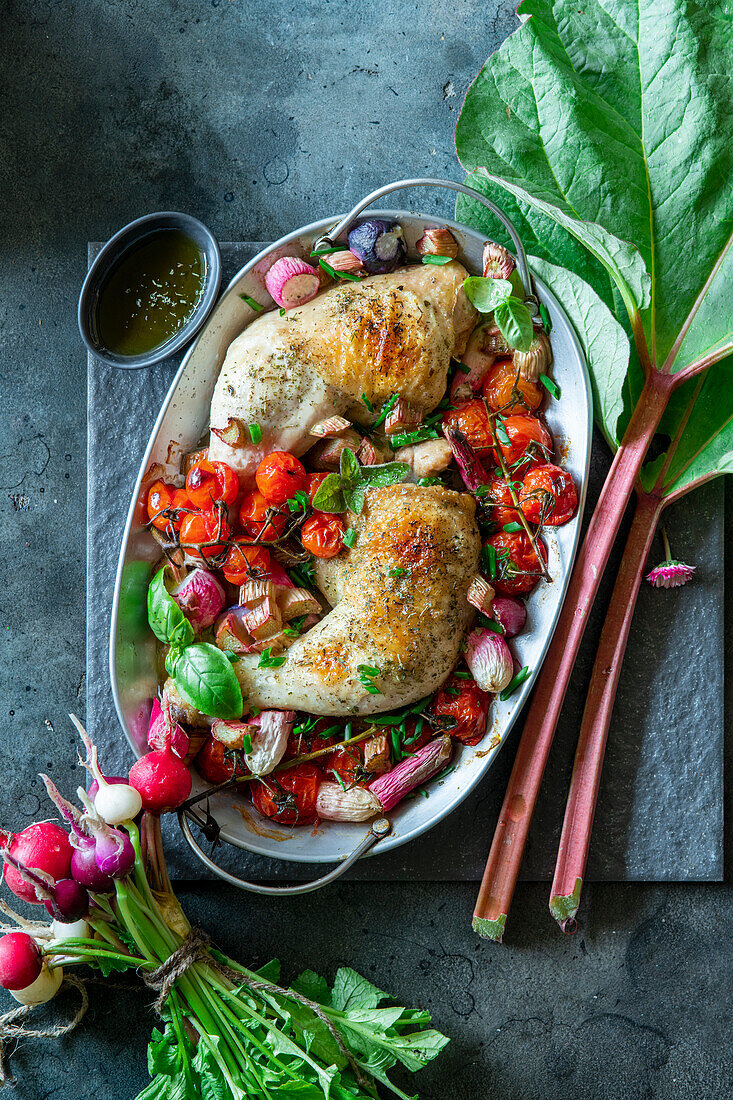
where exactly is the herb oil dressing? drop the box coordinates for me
[97,230,205,357]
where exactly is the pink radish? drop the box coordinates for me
[70,840,115,893]
[1,824,72,905]
[265,257,320,309]
[128,747,192,814]
[0,932,42,990]
[147,698,190,759]
[490,596,527,638]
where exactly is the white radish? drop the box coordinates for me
[70,714,143,825]
[10,963,63,1006]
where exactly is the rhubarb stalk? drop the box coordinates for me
[472,370,672,941]
[549,491,663,930]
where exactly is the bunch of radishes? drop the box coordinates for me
[0,715,191,1005]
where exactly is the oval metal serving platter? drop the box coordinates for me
[110,202,592,866]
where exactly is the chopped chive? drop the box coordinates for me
[434,765,455,781]
[453,670,472,679]
[286,489,310,513]
[361,393,374,412]
[357,663,381,676]
[241,734,253,755]
[417,476,443,487]
[388,567,407,578]
[503,521,524,532]
[225,652,239,663]
[334,771,347,791]
[248,423,263,444]
[478,615,504,635]
[249,706,261,718]
[482,543,498,579]
[539,302,553,334]
[391,727,402,762]
[499,665,531,701]
[318,724,341,739]
[279,307,286,316]
[239,293,264,312]
[456,361,471,374]
[421,255,453,265]
[475,484,491,497]
[343,721,352,742]
[319,257,361,282]
[343,528,356,548]
[310,245,343,256]
[371,392,400,428]
[540,374,561,400]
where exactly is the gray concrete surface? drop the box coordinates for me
[0,2,730,1097]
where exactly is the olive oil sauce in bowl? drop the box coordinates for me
[78,212,221,369]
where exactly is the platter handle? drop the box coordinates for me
[313,176,538,313]
[178,809,392,895]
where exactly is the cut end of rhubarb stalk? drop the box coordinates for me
[472,912,506,943]
[549,877,583,930]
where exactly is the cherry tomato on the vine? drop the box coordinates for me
[251,764,323,825]
[238,490,289,543]
[300,514,345,559]
[520,464,578,526]
[179,509,231,562]
[185,459,239,509]
[256,451,308,506]
[496,415,553,472]
[482,358,544,413]
[195,735,249,785]
[171,487,193,530]
[401,717,432,755]
[284,719,342,758]
[431,675,490,747]
[485,529,548,596]
[328,745,363,784]
[479,477,520,529]
[441,399,494,454]
[222,539,273,586]
[147,480,177,532]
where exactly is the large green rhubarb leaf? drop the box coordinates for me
[456,0,733,386]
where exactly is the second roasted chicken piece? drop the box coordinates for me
[232,483,481,716]
[209,262,476,482]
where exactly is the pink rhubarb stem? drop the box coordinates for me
[549,491,664,931]
[472,369,672,942]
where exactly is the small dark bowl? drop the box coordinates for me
[78,211,221,369]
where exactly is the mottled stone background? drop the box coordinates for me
[0,2,730,1098]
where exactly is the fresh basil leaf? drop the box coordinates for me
[147,568,195,648]
[339,446,360,492]
[345,461,410,514]
[311,472,346,513]
[462,275,513,313]
[164,645,183,678]
[173,642,243,719]
[494,297,534,352]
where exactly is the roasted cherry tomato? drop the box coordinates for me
[179,509,231,562]
[496,415,553,472]
[186,459,239,509]
[328,745,363,784]
[251,763,323,825]
[401,717,432,755]
[442,399,493,454]
[430,675,490,747]
[520,464,578,526]
[485,529,548,596]
[255,451,308,506]
[147,480,177,531]
[306,471,330,505]
[479,477,520,529]
[482,358,544,413]
[300,514,345,558]
[222,539,273,586]
[238,489,289,543]
[195,735,249,785]
[284,719,342,758]
[171,487,193,530]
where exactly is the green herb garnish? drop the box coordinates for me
[539,302,553,333]
[311,447,410,515]
[343,528,356,548]
[239,293,264,312]
[389,426,440,449]
[417,476,443,486]
[421,254,454,265]
[310,245,343,256]
[241,733,253,755]
[495,417,511,446]
[499,665,531,701]
[361,393,374,412]
[258,646,286,669]
[388,567,407,578]
[357,663,382,695]
[540,374,561,399]
[319,257,361,281]
[371,392,400,429]
[286,490,310,513]
[248,422,263,444]
[503,521,524,532]
[482,543,498,578]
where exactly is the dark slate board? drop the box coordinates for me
[87,242,724,883]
